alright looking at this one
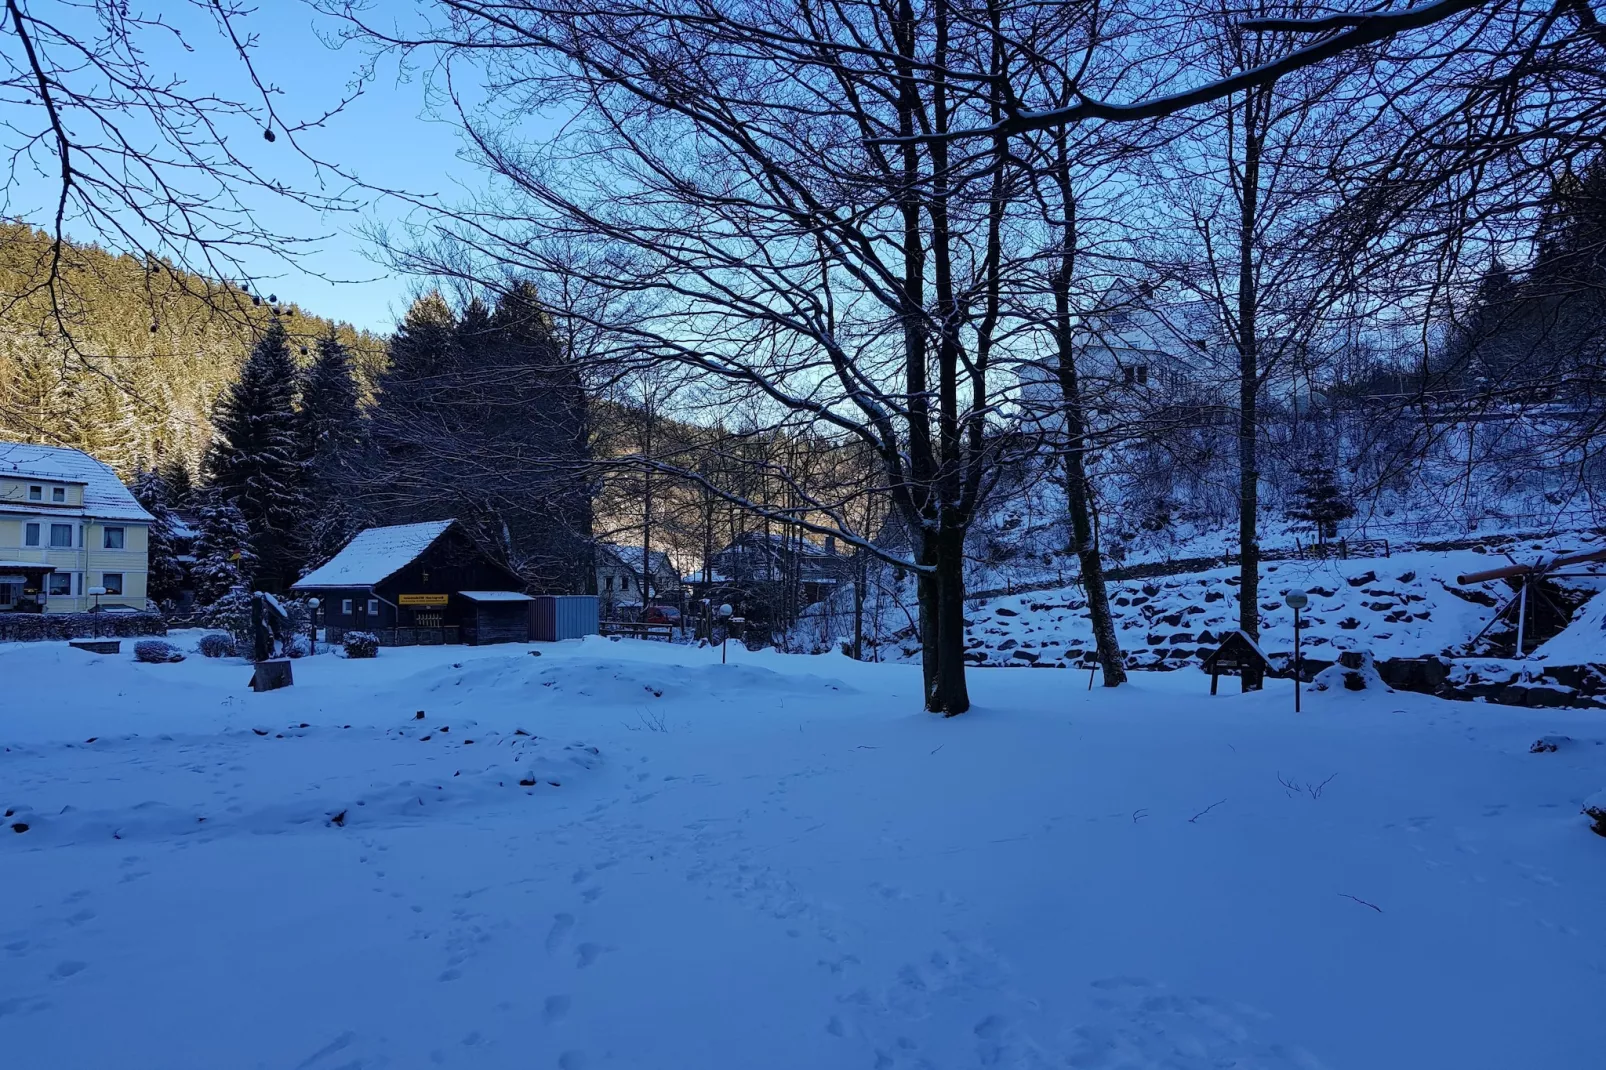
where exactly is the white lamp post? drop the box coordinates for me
[1283,590,1309,713]
[718,603,733,664]
[307,597,321,654]
[88,585,106,611]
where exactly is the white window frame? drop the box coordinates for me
[47,572,72,597]
[103,526,125,549]
[27,484,42,501]
[24,522,40,546]
[49,523,74,548]
[342,598,353,614]
[101,572,124,595]
[51,486,66,503]
[367,598,380,615]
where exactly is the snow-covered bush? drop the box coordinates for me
[134,639,185,664]
[283,633,312,659]
[197,588,252,637]
[196,633,237,658]
[342,631,379,659]
[1584,791,1606,838]
[1311,649,1389,693]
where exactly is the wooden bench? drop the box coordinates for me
[599,621,675,642]
[69,639,121,654]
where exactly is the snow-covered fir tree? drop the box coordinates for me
[191,496,257,604]
[298,331,363,468]
[129,467,186,604]
[204,317,305,589]
[1287,462,1356,544]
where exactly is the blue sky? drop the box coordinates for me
[6,3,487,334]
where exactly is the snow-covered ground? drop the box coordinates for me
[3,633,1605,1069]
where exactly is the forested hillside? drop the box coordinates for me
[0,223,384,477]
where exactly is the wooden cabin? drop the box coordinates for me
[292,519,534,646]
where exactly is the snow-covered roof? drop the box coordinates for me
[0,560,56,571]
[0,442,154,523]
[292,520,457,590]
[458,590,533,602]
[600,543,677,577]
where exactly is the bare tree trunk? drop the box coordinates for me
[853,549,865,660]
[926,0,970,716]
[1049,134,1126,686]
[1236,90,1265,692]
[917,529,942,708]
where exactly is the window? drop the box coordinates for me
[103,527,125,549]
[101,573,123,595]
[27,485,41,501]
[51,486,66,503]
[1123,365,1149,387]
[367,599,380,615]
[621,576,631,591]
[605,576,614,591]
[24,523,39,547]
[1136,365,1149,386]
[49,523,73,548]
[48,573,71,596]
[342,598,353,614]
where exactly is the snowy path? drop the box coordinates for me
[2,636,1604,1069]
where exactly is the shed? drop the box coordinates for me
[292,519,532,646]
[532,595,600,642]
[459,590,536,646]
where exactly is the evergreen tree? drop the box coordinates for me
[360,284,594,591]
[294,330,368,574]
[156,458,195,509]
[1287,462,1355,544]
[298,331,363,467]
[130,467,186,603]
[490,280,595,591]
[191,496,257,603]
[204,317,305,589]
[1439,259,1522,386]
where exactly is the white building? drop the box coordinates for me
[1017,280,1230,430]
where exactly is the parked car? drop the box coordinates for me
[645,604,682,626]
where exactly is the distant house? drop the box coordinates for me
[596,543,682,613]
[0,442,153,613]
[1017,280,1230,428]
[687,531,846,618]
[292,519,538,646]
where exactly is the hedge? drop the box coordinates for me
[0,611,167,643]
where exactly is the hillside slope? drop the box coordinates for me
[0,223,384,476]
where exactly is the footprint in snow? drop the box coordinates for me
[543,994,572,1023]
[545,912,575,953]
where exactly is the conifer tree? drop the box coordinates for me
[130,467,186,604]
[205,317,304,589]
[1287,462,1355,545]
[191,496,257,603]
[294,330,368,574]
[299,331,363,467]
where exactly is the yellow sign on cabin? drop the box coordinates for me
[399,593,450,606]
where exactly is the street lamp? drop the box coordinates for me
[307,597,321,655]
[88,585,106,612]
[718,603,733,664]
[1283,589,1309,713]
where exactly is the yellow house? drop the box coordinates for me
[0,442,152,613]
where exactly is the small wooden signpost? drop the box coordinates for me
[1078,650,1100,690]
[1202,630,1272,696]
